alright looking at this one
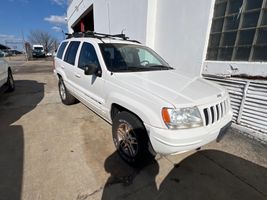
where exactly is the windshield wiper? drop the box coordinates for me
[147,65,174,70]
[111,67,148,72]
[110,65,174,72]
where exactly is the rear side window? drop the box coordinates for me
[56,42,68,59]
[78,42,100,70]
[64,41,80,65]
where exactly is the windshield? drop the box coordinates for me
[99,43,172,72]
[34,47,43,51]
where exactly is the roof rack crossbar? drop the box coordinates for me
[65,31,139,43]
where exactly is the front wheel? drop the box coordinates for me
[112,111,154,165]
[6,69,15,92]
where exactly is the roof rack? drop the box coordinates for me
[65,31,140,44]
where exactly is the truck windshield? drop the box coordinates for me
[34,47,43,51]
[99,43,172,72]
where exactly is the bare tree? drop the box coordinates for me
[28,30,59,53]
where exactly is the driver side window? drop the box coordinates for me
[78,42,100,70]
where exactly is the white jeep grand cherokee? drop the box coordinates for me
[54,32,232,164]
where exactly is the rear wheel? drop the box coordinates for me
[112,111,154,165]
[58,78,76,105]
[6,69,15,92]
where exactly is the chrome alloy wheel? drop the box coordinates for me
[115,122,138,158]
[59,82,66,100]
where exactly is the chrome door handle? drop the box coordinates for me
[60,66,65,69]
[75,73,81,78]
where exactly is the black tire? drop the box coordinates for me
[58,78,76,105]
[112,111,154,165]
[6,69,15,92]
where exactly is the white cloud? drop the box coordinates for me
[0,34,16,39]
[44,15,67,25]
[0,34,23,50]
[0,34,23,42]
[51,0,66,6]
[50,0,73,6]
[51,26,62,32]
[0,34,22,42]
[8,0,29,3]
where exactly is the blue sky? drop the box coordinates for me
[0,0,69,50]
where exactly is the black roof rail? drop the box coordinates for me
[65,31,140,43]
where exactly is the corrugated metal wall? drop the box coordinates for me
[206,77,267,143]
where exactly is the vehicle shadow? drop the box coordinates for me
[102,150,267,200]
[0,80,44,200]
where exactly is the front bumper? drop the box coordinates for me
[32,52,45,57]
[145,113,232,155]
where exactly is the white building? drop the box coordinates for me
[67,0,267,143]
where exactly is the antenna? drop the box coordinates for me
[121,28,126,34]
[61,29,66,40]
[106,1,111,34]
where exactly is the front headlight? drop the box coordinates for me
[162,107,203,129]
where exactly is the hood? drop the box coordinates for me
[114,70,225,107]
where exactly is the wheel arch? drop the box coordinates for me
[108,93,164,128]
[55,65,67,81]
[111,103,144,125]
[56,72,67,82]
[57,73,62,79]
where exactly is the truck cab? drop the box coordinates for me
[32,45,45,58]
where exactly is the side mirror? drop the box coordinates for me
[84,64,101,77]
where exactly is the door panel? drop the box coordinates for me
[62,41,81,93]
[74,42,105,114]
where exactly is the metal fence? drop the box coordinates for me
[206,77,267,143]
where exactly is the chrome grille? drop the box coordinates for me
[203,99,228,126]
[205,77,246,123]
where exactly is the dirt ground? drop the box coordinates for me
[0,56,266,200]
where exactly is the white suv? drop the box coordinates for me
[0,51,15,93]
[54,32,232,164]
